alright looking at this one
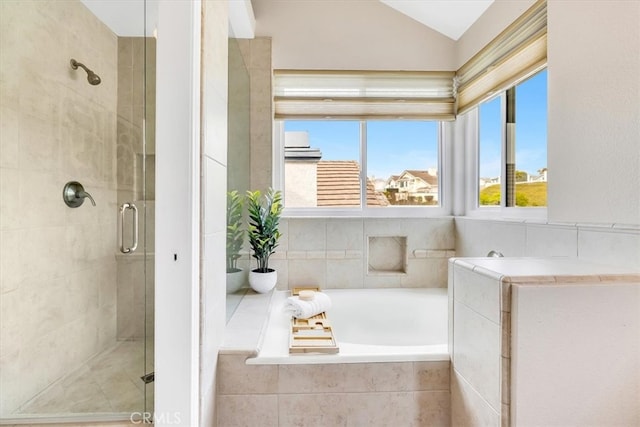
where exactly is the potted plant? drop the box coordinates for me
[226,190,247,294]
[246,188,283,293]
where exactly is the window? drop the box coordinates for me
[278,119,442,213]
[367,121,439,207]
[477,69,547,208]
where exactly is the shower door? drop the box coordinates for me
[0,0,155,421]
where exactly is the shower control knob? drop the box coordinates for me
[63,181,96,208]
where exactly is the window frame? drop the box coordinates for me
[273,120,453,218]
[464,70,548,220]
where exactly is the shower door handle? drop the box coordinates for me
[119,203,138,254]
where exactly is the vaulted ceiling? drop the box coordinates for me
[379,0,494,40]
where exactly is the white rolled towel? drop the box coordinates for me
[284,292,332,319]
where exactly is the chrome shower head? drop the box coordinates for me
[70,59,101,86]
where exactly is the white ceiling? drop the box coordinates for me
[81,0,491,42]
[379,0,494,40]
[80,0,158,37]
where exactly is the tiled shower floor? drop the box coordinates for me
[14,341,153,415]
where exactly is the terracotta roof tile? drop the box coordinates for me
[317,161,388,207]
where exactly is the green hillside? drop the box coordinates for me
[479,182,547,207]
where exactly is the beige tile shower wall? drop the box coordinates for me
[235,217,455,290]
[236,37,273,193]
[0,0,118,415]
[216,353,451,426]
[115,37,156,341]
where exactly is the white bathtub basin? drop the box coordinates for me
[247,288,449,365]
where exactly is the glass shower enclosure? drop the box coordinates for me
[0,0,155,422]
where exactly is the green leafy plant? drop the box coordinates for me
[246,188,283,273]
[226,190,244,273]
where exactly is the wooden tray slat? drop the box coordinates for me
[288,287,339,355]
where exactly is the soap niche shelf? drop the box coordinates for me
[367,236,407,274]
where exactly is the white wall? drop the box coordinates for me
[252,0,456,70]
[155,1,201,425]
[547,0,640,225]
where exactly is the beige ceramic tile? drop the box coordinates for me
[500,280,512,312]
[413,361,450,391]
[280,392,416,427]
[326,218,364,251]
[453,301,501,411]
[287,259,326,289]
[306,250,326,259]
[413,249,428,258]
[249,37,272,70]
[325,258,365,289]
[414,391,451,427]
[453,264,500,323]
[345,249,363,259]
[501,403,510,427]
[525,223,578,257]
[0,168,19,230]
[451,369,500,427]
[0,105,19,168]
[217,394,278,427]
[0,229,22,294]
[501,311,511,358]
[347,392,414,426]
[287,218,327,251]
[401,258,448,288]
[501,356,510,405]
[217,354,278,395]
[578,228,640,268]
[326,250,346,259]
[278,393,348,427]
[278,362,413,393]
[599,273,640,282]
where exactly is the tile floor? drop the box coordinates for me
[14,341,153,416]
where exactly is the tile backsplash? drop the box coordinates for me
[455,217,640,268]
[237,217,455,290]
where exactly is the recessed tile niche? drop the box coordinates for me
[367,236,407,274]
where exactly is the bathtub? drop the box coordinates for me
[247,288,448,365]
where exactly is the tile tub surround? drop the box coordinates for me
[216,352,451,427]
[454,217,640,268]
[221,288,450,426]
[234,217,455,290]
[448,257,640,426]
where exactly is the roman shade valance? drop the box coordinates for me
[273,70,456,120]
[456,0,547,114]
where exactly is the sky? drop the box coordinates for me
[480,69,548,178]
[284,69,547,181]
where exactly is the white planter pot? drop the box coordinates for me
[249,269,277,293]
[226,268,247,294]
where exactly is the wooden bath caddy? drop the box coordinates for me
[289,287,339,355]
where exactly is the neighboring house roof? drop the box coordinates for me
[402,170,438,186]
[317,161,389,207]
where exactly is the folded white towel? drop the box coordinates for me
[284,292,332,319]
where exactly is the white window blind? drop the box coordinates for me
[274,70,456,120]
[456,0,547,114]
